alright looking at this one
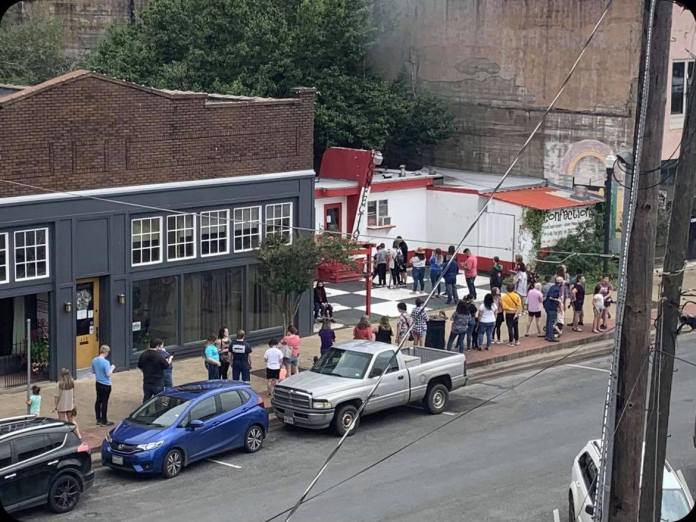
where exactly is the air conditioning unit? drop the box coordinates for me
[378,216,391,226]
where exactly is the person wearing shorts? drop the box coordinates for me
[525,282,543,337]
[283,326,301,375]
[264,339,284,395]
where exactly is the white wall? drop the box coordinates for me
[356,187,429,247]
[315,196,348,234]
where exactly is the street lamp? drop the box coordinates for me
[604,154,616,274]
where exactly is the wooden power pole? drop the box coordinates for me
[606,1,672,521]
[639,4,696,520]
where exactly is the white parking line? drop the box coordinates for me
[442,411,457,416]
[564,363,610,373]
[207,459,242,469]
[552,508,560,522]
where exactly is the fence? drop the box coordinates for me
[0,340,50,389]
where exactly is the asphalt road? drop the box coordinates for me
[18,338,696,522]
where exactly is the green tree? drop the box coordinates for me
[0,13,73,85]
[85,0,453,164]
[256,232,355,330]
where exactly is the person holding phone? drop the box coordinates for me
[91,345,115,426]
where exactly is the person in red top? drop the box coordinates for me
[282,326,301,376]
[353,315,374,341]
[463,248,478,300]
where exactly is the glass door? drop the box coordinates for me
[75,278,100,369]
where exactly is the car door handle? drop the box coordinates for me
[3,473,16,479]
[397,375,404,380]
[47,460,59,466]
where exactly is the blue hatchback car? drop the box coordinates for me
[101,380,268,478]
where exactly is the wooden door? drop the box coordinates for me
[75,278,100,369]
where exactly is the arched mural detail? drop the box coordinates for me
[560,139,614,183]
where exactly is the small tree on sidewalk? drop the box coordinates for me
[256,231,356,330]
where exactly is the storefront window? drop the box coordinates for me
[132,276,178,351]
[183,268,243,343]
[247,264,284,331]
[0,293,50,380]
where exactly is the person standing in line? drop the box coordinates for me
[463,248,478,299]
[429,248,444,297]
[571,276,586,331]
[491,287,504,344]
[513,255,524,273]
[544,278,563,342]
[138,338,171,401]
[26,385,41,415]
[283,326,301,376]
[598,275,614,330]
[411,297,428,346]
[54,368,76,424]
[525,282,544,337]
[514,263,529,311]
[264,339,284,396]
[541,275,554,298]
[353,315,374,340]
[230,330,253,382]
[318,318,336,357]
[411,248,426,292]
[280,339,292,379]
[442,246,460,304]
[216,327,231,379]
[398,236,409,286]
[375,243,388,288]
[159,344,174,387]
[202,334,221,380]
[374,316,393,344]
[463,295,478,350]
[490,256,504,291]
[396,302,412,345]
[91,345,115,426]
[447,300,470,353]
[477,293,497,350]
[389,240,402,287]
[501,283,522,346]
[592,284,605,333]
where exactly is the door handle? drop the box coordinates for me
[397,375,404,380]
[48,460,59,466]
[3,473,16,479]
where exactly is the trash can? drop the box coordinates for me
[425,319,446,349]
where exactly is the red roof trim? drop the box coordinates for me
[315,187,359,198]
[491,187,601,210]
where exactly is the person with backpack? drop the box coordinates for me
[230,329,252,382]
[442,246,460,304]
[410,297,428,346]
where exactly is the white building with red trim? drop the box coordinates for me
[315,148,602,273]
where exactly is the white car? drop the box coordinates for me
[568,439,694,521]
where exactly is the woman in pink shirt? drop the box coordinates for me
[525,282,544,337]
[353,315,374,341]
[282,326,301,375]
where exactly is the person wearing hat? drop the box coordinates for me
[411,248,426,292]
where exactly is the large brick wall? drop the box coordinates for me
[369,0,642,184]
[0,71,315,198]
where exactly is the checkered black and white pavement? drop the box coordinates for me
[314,273,490,331]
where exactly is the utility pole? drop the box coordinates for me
[639,4,696,520]
[604,1,672,521]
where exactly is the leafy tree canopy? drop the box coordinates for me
[0,12,73,85]
[85,0,453,164]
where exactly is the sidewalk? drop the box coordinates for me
[0,295,613,453]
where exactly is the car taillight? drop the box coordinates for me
[77,442,90,453]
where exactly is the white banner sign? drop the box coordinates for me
[540,206,594,248]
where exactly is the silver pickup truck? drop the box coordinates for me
[271,340,467,436]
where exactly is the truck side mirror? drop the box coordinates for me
[584,505,595,516]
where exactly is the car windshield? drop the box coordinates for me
[661,488,690,521]
[127,395,191,428]
[311,347,373,379]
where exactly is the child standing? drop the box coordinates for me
[396,302,412,345]
[264,339,284,396]
[374,316,394,344]
[26,385,41,415]
[318,318,336,356]
[592,284,605,333]
[283,326,301,376]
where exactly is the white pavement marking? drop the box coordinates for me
[442,411,456,416]
[552,508,560,522]
[564,363,610,373]
[207,458,242,469]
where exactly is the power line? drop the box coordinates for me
[280,2,616,520]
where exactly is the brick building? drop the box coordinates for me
[0,69,316,382]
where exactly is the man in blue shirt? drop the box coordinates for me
[91,345,115,426]
[204,334,221,380]
[544,277,563,342]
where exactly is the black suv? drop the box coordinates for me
[0,415,94,514]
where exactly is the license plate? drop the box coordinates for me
[284,416,295,425]
[112,455,123,465]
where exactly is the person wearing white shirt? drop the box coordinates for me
[264,339,284,395]
[477,293,498,350]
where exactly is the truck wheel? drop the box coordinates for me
[424,383,449,414]
[333,404,360,437]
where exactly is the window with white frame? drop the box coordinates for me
[265,202,293,244]
[233,206,261,252]
[367,200,391,227]
[14,228,49,281]
[200,209,230,257]
[131,217,163,266]
[671,60,695,115]
[0,233,8,284]
[167,214,196,260]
